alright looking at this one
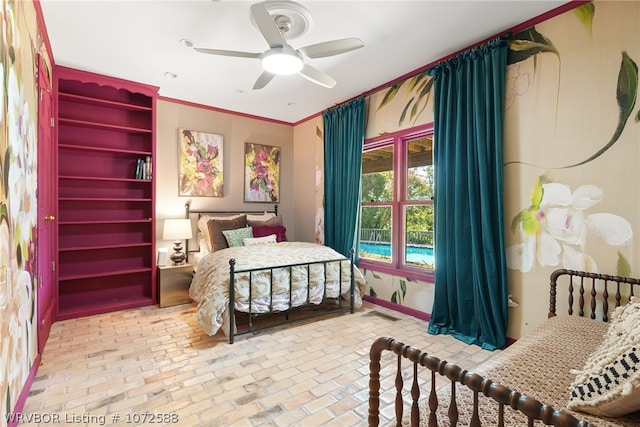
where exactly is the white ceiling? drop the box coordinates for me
[39,0,570,124]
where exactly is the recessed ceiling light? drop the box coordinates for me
[179,39,194,48]
[164,72,177,79]
[288,102,296,106]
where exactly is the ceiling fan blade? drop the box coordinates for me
[298,38,364,59]
[298,64,336,89]
[250,1,284,48]
[194,47,260,59]
[253,71,276,90]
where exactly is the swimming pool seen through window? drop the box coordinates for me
[359,123,434,282]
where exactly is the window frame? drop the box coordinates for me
[358,123,434,282]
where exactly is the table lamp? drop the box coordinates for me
[162,218,193,265]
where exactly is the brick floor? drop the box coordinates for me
[20,301,498,426]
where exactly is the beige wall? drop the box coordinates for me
[155,100,294,255]
[292,116,324,244]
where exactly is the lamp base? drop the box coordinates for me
[170,240,186,265]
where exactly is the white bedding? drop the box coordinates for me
[189,241,366,336]
[191,251,205,271]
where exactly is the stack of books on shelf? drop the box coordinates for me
[135,156,152,180]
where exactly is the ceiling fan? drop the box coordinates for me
[194,0,364,90]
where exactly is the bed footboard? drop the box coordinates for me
[227,249,356,344]
[368,337,589,427]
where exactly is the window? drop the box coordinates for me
[358,124,434,281]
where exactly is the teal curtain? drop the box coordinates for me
[323,96,366,257]
[427,39,509,350]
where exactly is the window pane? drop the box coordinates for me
[405,205,434,269]
[406,137,433,201]
[361,146,394,202]
[359,205,392,263]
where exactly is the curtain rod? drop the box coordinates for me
[324,30,512,114]
[429,31,512,68]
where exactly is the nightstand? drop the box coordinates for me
[157,263,193,308]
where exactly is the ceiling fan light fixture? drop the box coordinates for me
[261,47,303,75]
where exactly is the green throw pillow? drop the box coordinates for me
[221,226,253,247]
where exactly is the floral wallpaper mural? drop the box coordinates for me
[376,72,433,129]
[178,129,224,197]
[505,2,638,278]
[1,0,41,423]
[503,1,640,337]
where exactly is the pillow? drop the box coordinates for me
[207,215,247,252]
[246,212,276,222]
[247,215,283,228]
[197,214,243,253]
[243,234,277,246]
[567,296,640,417]
[252,225,287,242]
[221,226,253,248]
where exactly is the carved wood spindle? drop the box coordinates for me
[367,337,384,427]
[395,353,404,424]
[603,280,609,322]
[428,370,438,427]
[590,277,597,319]
[549,270,558,317]
[449,381,459,425]
[579,276,585,316]
[411,362,420,426]
[568,276,574,315]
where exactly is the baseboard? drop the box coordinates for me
[363,295,431,321]
[364,295,517,347]
[7,353,42,427]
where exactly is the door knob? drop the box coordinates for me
[44,215,56,221]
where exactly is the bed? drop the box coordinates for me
[368,269,640,426]
[184,202,366,343]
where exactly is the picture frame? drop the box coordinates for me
[178,129,224,197]
[244,142,280,203]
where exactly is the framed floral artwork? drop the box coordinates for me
[244,143,280,202]
[178,129,224,197]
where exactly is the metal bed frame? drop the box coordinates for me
[184,201,356,343]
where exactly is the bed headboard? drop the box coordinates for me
[183,201,278,261]
[549,268,639,322]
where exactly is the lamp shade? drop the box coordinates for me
[162,218,193,241]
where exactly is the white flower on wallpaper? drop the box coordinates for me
[507,176,633,274]
[1,1,39,420]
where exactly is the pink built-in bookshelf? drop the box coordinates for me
[55,66,158,320]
